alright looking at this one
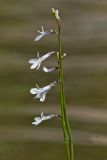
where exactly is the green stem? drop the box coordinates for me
[57,21,74,160]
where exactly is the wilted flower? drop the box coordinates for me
[32,112,60,126]
[52,8,60,21]
[30,80,58,102]
[29,51,55,70]
[43,66,58,73]
[34,26,54,41]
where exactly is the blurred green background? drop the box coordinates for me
[0,0,107,160]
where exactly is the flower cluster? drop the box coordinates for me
[29,9,61,126]
[28,9,73,160]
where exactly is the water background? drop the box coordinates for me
[0,0,107,160]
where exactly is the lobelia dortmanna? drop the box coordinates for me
[29,8,74,160]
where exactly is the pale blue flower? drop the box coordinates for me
[32,112,60,126]
[35,26,54,41]
[29,51,55,70]
[30,81,58,102]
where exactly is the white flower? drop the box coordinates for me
[32,112,60,126]
[29,51,55,70]
[34,26,54,41]
[43,66,58,73]
[52,8,60,20]
[30,81,58,102]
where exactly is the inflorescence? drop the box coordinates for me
[28,8,73,160]
[29,8,62,126]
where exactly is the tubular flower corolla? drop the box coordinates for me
[30,81,58,102]
[43,66,58,73]
[29,51,55,70]
[32,112,60,126]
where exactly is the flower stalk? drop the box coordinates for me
[52,9,74,160]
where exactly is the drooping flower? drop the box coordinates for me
[30,81,58,102]
[43,66,58,73]
[29,51,55,70]
[34,26,54,41]
[32,112,60,126]
[52,8,60,21]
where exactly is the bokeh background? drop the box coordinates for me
[0,0,107,160]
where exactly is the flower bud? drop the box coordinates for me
[52,8,60,21]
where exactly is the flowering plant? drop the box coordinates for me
[29,8,74,160]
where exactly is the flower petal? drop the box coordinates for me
[34,92,42,99]
[40,93,46,102]
[40,51,55,62]
[43,66,57,72]
[34,117,41,121]
[41,112,44,117]
[34,34,43,41]
[29,59,37,63]
[30,63,38,69]
[36,61,41,70]
[30,88,39,94]
[41,26,44,32]
[32,120,42,126]
[42,114,56,120]
[42,85,51,93]
[29,59,40,69]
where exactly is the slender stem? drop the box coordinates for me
[57,20,74,160]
